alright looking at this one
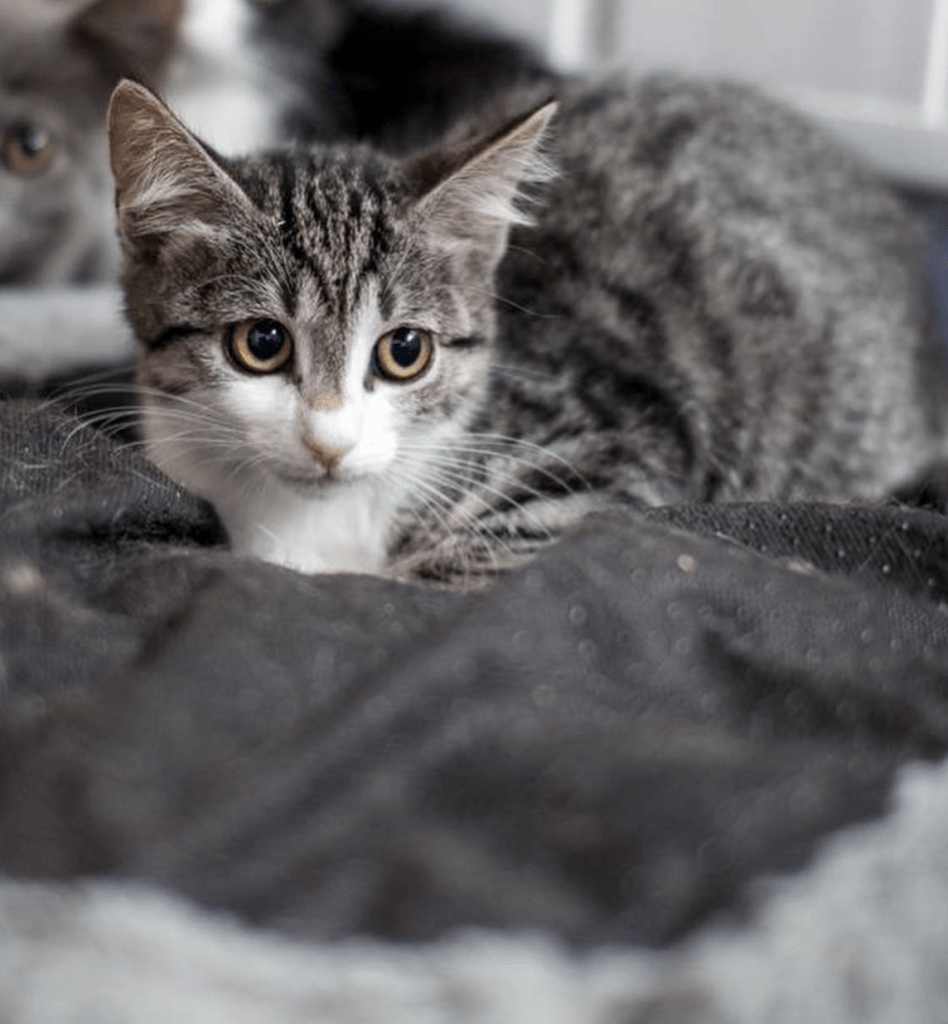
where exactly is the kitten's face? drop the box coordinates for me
[109,81,553,564]
[0,0,182,284]
[130,149,496,502]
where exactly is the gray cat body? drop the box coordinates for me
[109,77,947,586]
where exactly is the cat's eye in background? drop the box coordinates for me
[375,328,434,382]
[229,319,294,374]
[1,123,55,177]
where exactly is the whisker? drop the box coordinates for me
[459,282,561,320]
[488,361,561,383]
[400,435,585,494]
[405,449,572,513]
[402,453,554,556]
[413,429,585,473]
[418,461,556,542]
[387,459,510,583]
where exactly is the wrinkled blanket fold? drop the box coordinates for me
[2,398,948,954]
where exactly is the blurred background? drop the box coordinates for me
[442,0,948,188]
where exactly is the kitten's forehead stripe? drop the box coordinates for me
[279,274,298,318]
[278,160,328,308]
[258,151,400,324]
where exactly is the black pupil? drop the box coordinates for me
[390,329,421,367]
[16,124,47,156]
[248,321,285,361]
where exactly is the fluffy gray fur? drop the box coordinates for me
[110,77,948,586]
[0,0,140,285]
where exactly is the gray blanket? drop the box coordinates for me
[2,395,948,1017]
[2,759,947,1022]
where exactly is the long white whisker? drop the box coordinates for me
[399,458,547,562]
[387,459,510,582]
[420,461,556,543]
[410,452,571,517]
[401,444,576,495]
[407,430,586,480]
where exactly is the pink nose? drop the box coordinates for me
[303,436,349,470]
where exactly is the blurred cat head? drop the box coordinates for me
[0,0,184,283]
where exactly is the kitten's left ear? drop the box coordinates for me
[408,100,558,265]
[108,79,254,252]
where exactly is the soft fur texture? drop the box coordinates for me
[109,76,947,585]
[3,757,948,1023]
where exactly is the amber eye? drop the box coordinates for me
[2,123,55,177]
[229,319,294,374]
[375,327,434,381]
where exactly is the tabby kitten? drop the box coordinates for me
[109,77,947,586]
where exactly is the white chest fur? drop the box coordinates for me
[219,476,393,576]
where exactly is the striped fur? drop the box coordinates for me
[110,77,948,588]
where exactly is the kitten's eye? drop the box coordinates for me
[229,319,294,374]
[2,123,55,177]
[375,327,434,381]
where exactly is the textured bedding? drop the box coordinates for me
[2,380,948,1018]
[3,756,948,1022]
[4,0,948,1009]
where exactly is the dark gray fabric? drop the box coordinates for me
[2,398,948,948]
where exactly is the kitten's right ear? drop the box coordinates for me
[407,100,558,265]
[108,79,252,251]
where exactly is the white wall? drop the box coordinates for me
[447,0,948,187]
[612,0,932,103]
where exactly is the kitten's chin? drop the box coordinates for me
[272,467,333,492]
[271,465,370,496]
